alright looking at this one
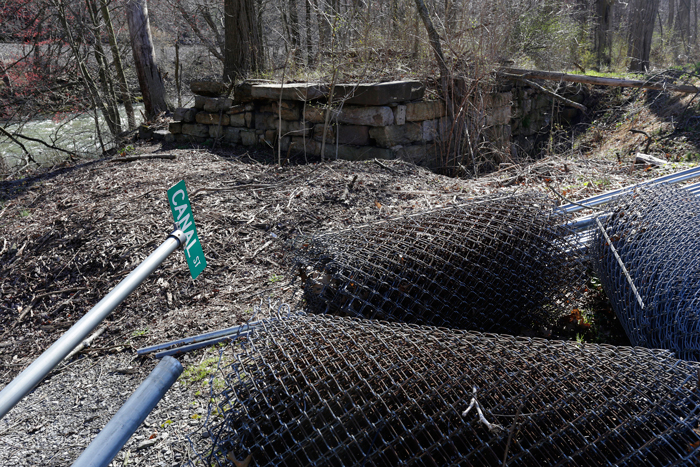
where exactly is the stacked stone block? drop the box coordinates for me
[162,79,580,166]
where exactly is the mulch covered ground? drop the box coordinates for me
[0,142,690,464]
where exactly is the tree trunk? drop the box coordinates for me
[668,0,675,28]
[86,0,121,137]
[288,0,300,50]
[126,0,172,119]
[100,0,135,130]
[224,0,264,82]
[628,0,660,72]
[305,0,314,66]
[595,0,614,69]
[674,0,691,55]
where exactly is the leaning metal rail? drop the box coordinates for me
[0,230,186,420]
[72,356,183,467]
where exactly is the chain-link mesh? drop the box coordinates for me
[189,312,700,466]
[591,184,700,360]
[291,193,583,335]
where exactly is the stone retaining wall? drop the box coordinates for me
[157,79,583,167]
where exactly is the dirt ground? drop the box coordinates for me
[0,140,695,465]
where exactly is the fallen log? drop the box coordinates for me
[500,67,700,94]
[111,154,176,163]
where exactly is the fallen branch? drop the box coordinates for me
[6,129,78,159]
[501,67,700,94]
[64,325,108,362]
[503,74,587,112]
[17,287,87,322]
[110,154,177,163]
[0,126,38,166]
[629,130,653,153]
[635,152,667,166]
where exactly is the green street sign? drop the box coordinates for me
[168,180,206,279]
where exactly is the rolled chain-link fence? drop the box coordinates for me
[188,312,700,466]
[591,184,700,360]
[291,192,584,335]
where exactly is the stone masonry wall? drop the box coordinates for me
[156,80,582,167]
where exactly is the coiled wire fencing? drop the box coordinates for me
[292,192,584,335]
[591,183,700,360]
[188,312,700,466]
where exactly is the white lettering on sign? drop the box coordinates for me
[185,237,200,258]
[170,189,196,250]
[171,189,185,204]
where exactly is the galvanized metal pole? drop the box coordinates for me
[0,230,186,421]
[558,166,700,214]
[71,356,183,467]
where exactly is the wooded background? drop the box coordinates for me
[0,0,697,164]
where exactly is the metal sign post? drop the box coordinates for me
[168,180,206,279]
[0,230,186,420]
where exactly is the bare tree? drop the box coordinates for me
[127,0,172,118]
[628,0,660,72]
[223,0,264,82]
[595,0,614,69]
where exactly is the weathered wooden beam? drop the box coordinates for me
[500,67,700,94]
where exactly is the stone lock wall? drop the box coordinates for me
[160,79,580,166]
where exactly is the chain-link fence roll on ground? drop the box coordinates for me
[190,312,700,466]
[591,184,700,360]
[291,193,584,335]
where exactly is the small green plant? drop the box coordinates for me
[268,274,283,283]
[118,145,135,157]
[576,333,585,344]
[131,328,148,337]
[19,209,30,217]
[183,356,220,386]
[160,420,173,428]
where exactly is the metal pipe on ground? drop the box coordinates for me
[557,165,700,214]
[136,321,263,356]
[0,230,186,421]
[71,356,183,467]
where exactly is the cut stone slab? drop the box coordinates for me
[247,83,327,101]
[369,123,422,147]
[152,129,171,141]
[226,104,247,115]
[138,125,153,140]
[260,101,300,120]
[181,123,209,138]
[313,124,370,146]
[405,101,446,121]
[338,106,394,126]
[331,81,425,105]
[240,130,257,146]
[223,127,241,144]
[290,137,322,156]
[203,97,233,113]
[304,106,337,124]
[190,81,226,97]
[173,107,197,123]
[393,105,407,125]
[195,112,230,126]
[228,112,246,127]
[169,122,182,134]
